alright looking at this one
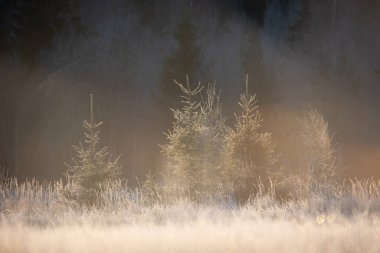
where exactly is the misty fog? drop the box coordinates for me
[1,0,380,181]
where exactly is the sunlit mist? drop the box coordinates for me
[1,1,380,252]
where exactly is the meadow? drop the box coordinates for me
[1,79,379,253]
[1,1,380,252]
[1,175,380,253]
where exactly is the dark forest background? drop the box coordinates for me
[1,0,380,182]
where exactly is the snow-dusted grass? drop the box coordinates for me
[1,177,380,253]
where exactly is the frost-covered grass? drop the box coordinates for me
[2,216,380,253]
[1,177,380,253]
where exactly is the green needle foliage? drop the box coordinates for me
[223,75,277,202]
[64,94,121,206]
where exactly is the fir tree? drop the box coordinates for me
[64,94,121,206]
[299,108,336,195]
[160,76,204,191]
[199,83,226,188]
[161,76,227,195]
[223,75,277,202]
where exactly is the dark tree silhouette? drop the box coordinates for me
[158,11,202,111]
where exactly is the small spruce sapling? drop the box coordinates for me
[64,94,121,206]
[199,83,226,189]
[299,108,336,196]
[223,75,277,202]
[160,76,204,192]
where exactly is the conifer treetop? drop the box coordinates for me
[173,74,203,105]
